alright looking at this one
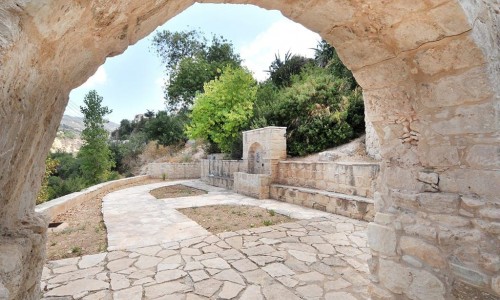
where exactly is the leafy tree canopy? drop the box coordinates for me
[153,29,241,112]
[186,66,257,154]
[145,111,187,147]
[267,51,313,88]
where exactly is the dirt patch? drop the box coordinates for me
[178,205,296,234]
[46,178,163,261]
[150,184,207,199]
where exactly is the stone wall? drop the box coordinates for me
[0,0,498,299]
[200,159,247,190]
[233,172,272,199]
[276,161,380,198]
[143,163,200,180]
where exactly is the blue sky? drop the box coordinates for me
[66,3,321,124]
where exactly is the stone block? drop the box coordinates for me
[414,36,484,76]
[407,269,445,300]
[354,57,412,90]
[399,236,446,268]
[367,223,396,256]
[417,193,459,214]
[419,67,492,107]
[393,16,444,51]
[450,261,490,287]
[466,144,500,169]
[404,223,437,241]
[492,276,500,295]
[452,280,500,300]
[440,169,500,200]
[478,208,500,221]
[431,102,497,135]
[417,172,439,185]
[378,259,411,294]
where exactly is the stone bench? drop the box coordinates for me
[270,184,375,222]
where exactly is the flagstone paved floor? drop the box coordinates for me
[41,180,371,300]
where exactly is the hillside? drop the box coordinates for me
[50,115,119,153]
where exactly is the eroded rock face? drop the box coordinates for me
[0,0,498,299]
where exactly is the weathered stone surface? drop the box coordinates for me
[78,253,107,269]
[239,285,263,300]
[218,282,244,299]
[367,223,397,256]
[450,262,490,287]
[145,282,191,298]
[1,1,499,299]
[262,284,301,300]
[399,236,445,268]
[110,273,130,291]
[194,279,223,297]
[378,259,411,294]
[45,279,108,297]
[407,269,445,300]
[113,286,142,300]
[262,263,295,277]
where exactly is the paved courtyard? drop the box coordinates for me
[41,180,371,300]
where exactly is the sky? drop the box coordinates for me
[65,3,321,124]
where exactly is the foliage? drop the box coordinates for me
[77,90,115,185]
[37,156,59,204]
[253,65,363,156]
[314,40,358,90]
[109,132,148,176]
[267,51,313,88]
[152,29,241,112]
[144,111,187,147]
[186,66,257,155]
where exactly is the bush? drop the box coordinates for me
[253,66,364,156]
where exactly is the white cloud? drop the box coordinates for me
[80,66,107,88]
[239,19,321,81]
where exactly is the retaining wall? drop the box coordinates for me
[276,161,380,198]
[144,162,201,179]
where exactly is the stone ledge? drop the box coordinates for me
[270,184,374,221]
[35,175,149,220]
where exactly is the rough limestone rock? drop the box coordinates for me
[0,0,498,299]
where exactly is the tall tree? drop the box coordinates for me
[78,90,115,185]
[186,66,257,154]
[267,51,313,88]
[153,29,241,112]
[313,40,358,90]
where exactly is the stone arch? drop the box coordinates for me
[248,142,265,174]
[0,0,498,299]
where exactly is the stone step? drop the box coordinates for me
[270,184,374,222]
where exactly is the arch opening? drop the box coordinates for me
[0,0,498,299]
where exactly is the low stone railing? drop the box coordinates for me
[35,175,148,220]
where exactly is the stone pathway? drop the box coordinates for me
[42,180,371,299]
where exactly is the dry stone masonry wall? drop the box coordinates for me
[0,0,498,299]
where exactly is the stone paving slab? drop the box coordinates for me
[103,180,333,251]
[42,180,371,299]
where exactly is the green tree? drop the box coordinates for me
[267,51,313,88]
[186,66,257,154]
[78,90,115,185]
[253,66,363,156]
[145,111,187,147]
[153,29,241,112]
[314,40,358,90]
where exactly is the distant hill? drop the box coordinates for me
[60,115,119,134]
[51,115,119,153]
